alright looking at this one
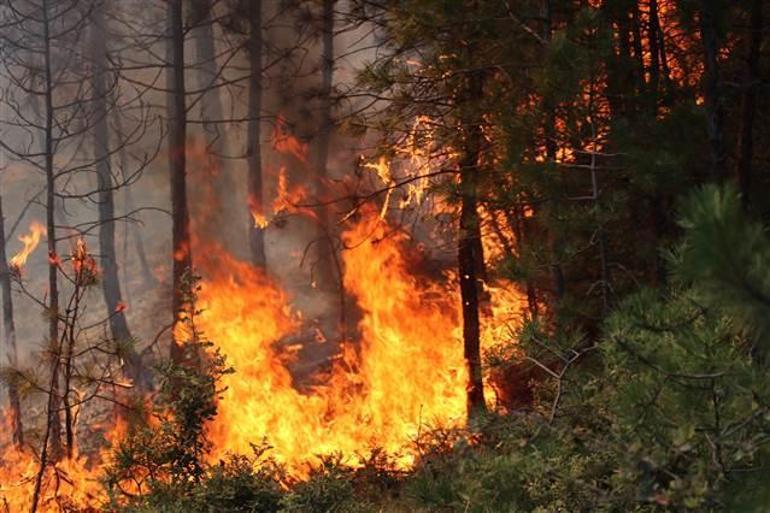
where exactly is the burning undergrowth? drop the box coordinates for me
[0,204,525,512]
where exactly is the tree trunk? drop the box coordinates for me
[41,0,62,460]
[247,0,267,268]
[90,3,150,391]
[168,0,192,361]
[648,0,669,285]
[114,108,158,289]
[543,0,565,304]
[648,0,661,100]
[311,0,338,292]
[459,67,486,420]
[736,0,763,207]
[191,0,235,246]
[698,0,727,179]
[0,194,23,447]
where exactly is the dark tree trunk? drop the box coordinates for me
[648,0,661,100]
[630,3,646,103]
[247,0,267,268]
[736,0,763,208]
[648,0,669,284]
[114,110,158,289]
[168,0,192,361]
[311,0,338,292]
[698,0,727,179]
[41,0,62,460]
[459,67,487,420]
[543,0,565,304]
[0,195,23,447]
[191,0,235,246]
[90,4,149,391]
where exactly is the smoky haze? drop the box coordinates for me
[0,0,382,387]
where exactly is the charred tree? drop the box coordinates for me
[90,3,150,391]
[0,194,23,447]
[698,0,727,179]
[191,0,235,246]
[311,0,337,292]
[41,0,62,462]
[167,0,192,362]
[736,0,763,208]
[113,108,158,290]
[246,0,267,268]
[458,66,487,420]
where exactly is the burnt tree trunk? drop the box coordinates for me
[41,0,62,460]
[311,0,338,292]
[736,0,763,207]
[698,0,727,179]
[90,4,150,391]
[648,0,669,284]
[168,0,192,361]
[543,0,565,304]
[648,0,661,101]
[0,194,23,447]
[459,66,487,420]
[114,109,158,289]
[191,0,235,245]
[247,0,267,268]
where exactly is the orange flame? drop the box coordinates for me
[272,115,309,163]
[0,447,104,512]
[196,210,470,474]
[271,167,317,221]
[9,221,46,269]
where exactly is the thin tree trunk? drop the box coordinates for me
[698,0,727,179]
[736,0,763,207]
[191,0,234,245]
[459,66,486,420]
[247,0,267,268]
[648,0,668,284]
[41,0,62,461]
[312,0,338,292]
[91,3,150,391]
[630,3,646,103]
[0,194,23,447]
[648,0,661,100]
[168,0,192,362]
[543,0,565,303]
[114,109,158,289]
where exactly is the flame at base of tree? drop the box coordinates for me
[197,210,471,474]
[0,407,111,512]
[0,210,526,510]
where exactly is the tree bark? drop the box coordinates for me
[168,0,192,362]
[114,108,158,289]
[246,0,267,268]
[698,0,727,179]
[459,67,487,420]
[0,194,23,447]
[311,0,338,292]
[41,0,62,460]
[90,3,150,391]
[543,0,565,304]
[191,0,235,245]
[736,0,763,207]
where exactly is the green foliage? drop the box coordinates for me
[279,457,364,513]
[105,272,236,508]
[100,186,770,513]
[675,184,770,340]
[112,449,284,513]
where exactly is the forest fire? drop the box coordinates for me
[198,210,473,473]
[9,222,46,270]
[1,0,762,510]
[0,205,525,512]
